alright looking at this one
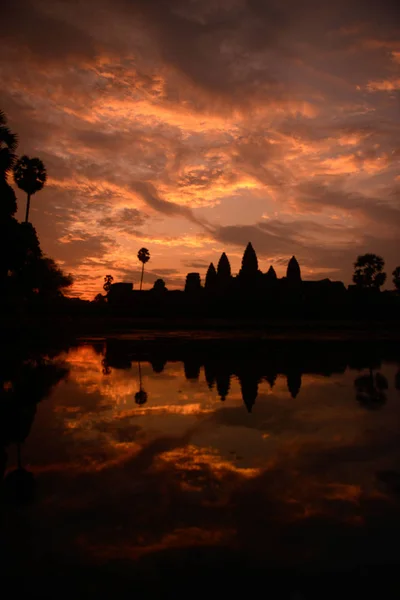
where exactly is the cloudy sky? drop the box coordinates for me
[1,0,399,298]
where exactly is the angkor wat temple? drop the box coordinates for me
[106,242,353,318]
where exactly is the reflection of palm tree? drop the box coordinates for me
[135,361,148,405]
[102,357,111,375]
[354,368,388,409]
[3,444,36,505]
[216,371,230,401]
[13,155,47,223]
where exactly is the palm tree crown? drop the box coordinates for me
[13,155,47,222]
[137,248,150,290]
[13,155,47,195]
[137,248,150,265]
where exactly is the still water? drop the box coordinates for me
[2,337,400,595]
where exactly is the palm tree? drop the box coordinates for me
[137,247,150,290]
[0,109,18,179]
[13,155,47,223]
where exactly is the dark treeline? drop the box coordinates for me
[96,243,400,321]
[99,339,400,412]
[0,110,72,316]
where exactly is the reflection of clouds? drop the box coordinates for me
[10,347,400,574]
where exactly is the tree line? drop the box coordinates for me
[0,109,72,309]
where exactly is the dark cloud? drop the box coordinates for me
[1,0,98,61]
[295,181,400,229]
[132,181,209,229]
[98,208,149,232]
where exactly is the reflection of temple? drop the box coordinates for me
[99,339,396,413]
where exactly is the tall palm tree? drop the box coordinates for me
[137,247,150,290]
[0,109,18,179]
[13,155,47,223]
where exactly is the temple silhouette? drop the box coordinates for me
[104,243,354,318]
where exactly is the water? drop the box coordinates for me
[1,337,400,596]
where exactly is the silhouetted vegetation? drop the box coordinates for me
[152,278,167,293]
[0,110,72,315]
[138,247,150,290]
[353,253,386,290]
[103,274,114,293]
[13,155,47,223]
[393,266,400,292]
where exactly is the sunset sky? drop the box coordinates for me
[1,0,399,298]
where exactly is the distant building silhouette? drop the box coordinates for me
[185,272,202,293]
[108,282,133,306]
[217,252,231,282]
[286,256,301,283]
[239,242,259,278]
[265,265,277,282]
[205,263,218,291]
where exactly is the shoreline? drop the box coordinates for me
[2,316,400,343]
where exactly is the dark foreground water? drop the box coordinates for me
[1,336,400,597]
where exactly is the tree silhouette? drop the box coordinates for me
[185,272,202,293]
[0,109,18,178]
[152,278,167,293]
[392,266,400,292]
[239,242,259,278]
[205,262,217,290]
[353,254,386,290]
[286,256,301,283]
[137,248,150,290]
[94,293,106,304]
[103,274,114,293]
[13,155,47,223]
[0,111,18,218]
